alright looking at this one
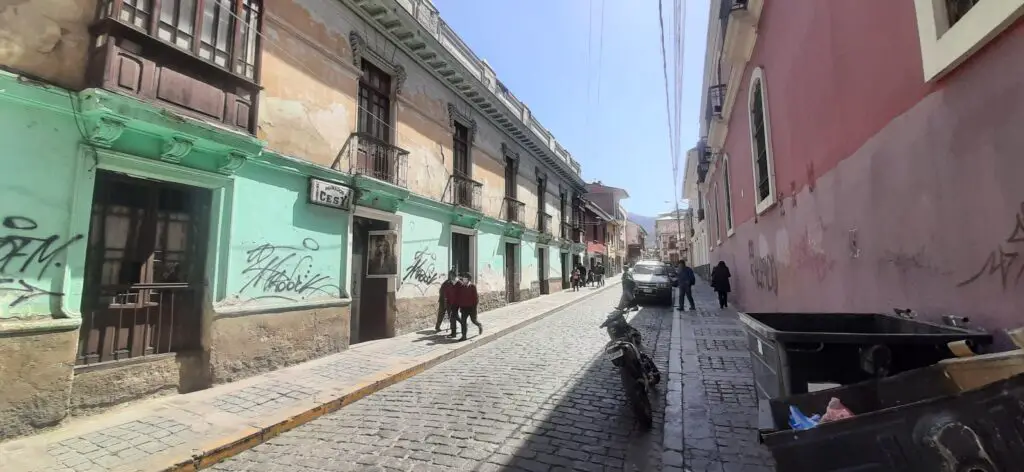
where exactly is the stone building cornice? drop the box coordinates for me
[343,0,586,192]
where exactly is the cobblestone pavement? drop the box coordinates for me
[675,283,774,472]
[212,288,675,472]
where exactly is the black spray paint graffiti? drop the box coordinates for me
[0,216,83,307]
[958,202,1024,290]
[240,238,342,302]
[749,240,779,295]
[402,248,441,295]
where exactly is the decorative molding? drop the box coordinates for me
[501,142,520,162]
[349,30,406,95]
[88,115,128,148]
[447,103,477,144]
[216,150,249,175]
[159,135,196,163]
[393,64,407,95]
[535,166,548,182]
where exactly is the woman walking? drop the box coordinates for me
[710,261,732,309]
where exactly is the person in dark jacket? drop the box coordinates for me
[455,272,482,341]
[710,261,732,309]
[676,260,696,311]
[616,267,639,311]
[435,270,458,333]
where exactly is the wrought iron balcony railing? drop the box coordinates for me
[353,133,409,188]
[449,173,483,211]
[538,212,552,234]
[504,196,526,224]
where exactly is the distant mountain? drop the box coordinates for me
[627,213,657,243]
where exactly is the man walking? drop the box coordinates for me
[435,270,458,333]
[676,260,696,311]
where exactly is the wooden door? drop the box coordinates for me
[505,242,517,303]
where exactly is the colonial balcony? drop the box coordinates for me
[448,173,483,212]
[538,212,552,235]
[697,209,706,221]
[353,133,409,188]
[696,138,712,184]
[504,196,526,225]
[560,221,573,241]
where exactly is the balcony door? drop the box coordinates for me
[453,123,472,207]
[357,61,393,181]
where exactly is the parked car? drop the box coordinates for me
[631,260,673,305]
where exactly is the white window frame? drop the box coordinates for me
[722,154,735,236]
[713,183,722,246]
[913,0,1024,82]
[747,67,777,215]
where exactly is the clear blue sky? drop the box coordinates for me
[432,0,709,216]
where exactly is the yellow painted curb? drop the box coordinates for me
[160,283,618,471]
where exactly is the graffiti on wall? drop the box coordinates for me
[402,248,442,295]
[749,240,778,295]
[0,216,83,308]
[240,238,342,302]
[957,202,1024,290]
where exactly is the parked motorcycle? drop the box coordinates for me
[600,309,661,429]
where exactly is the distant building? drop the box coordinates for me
[625,220,647,265]
[585,182,630,275]
[655,209,692,264]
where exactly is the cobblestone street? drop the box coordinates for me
[213,289,674,472]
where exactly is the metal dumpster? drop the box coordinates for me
[738,312,993,400]
[758,350,1024,472]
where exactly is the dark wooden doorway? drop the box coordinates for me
[505,242,518,303]
[560,252,569,289]
[451,232,472,278]
[538,247,549,295]
[350,216,391,344]
[77,171,209,365]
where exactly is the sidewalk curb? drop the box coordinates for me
[164,282,621,471]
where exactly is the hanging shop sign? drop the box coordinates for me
[308,177,353,210]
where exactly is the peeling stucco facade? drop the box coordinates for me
[0,0,590,440]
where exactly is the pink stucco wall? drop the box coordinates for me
[706,1,1024,337]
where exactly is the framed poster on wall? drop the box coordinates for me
[366,229,399,278]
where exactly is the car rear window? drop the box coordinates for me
[633,264,666,276]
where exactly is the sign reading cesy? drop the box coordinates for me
[308,178,353,210]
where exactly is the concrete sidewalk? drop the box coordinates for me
[0,282,620,472]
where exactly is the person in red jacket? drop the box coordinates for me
[455,271,482,341]
[443,270,462,338]
[435,270,458,334]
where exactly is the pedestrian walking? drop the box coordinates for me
[571,266,581,291]
[456,272,482,341]
[616,266,639,311]
[710,261,732,308]
[580,264,589,289]
[676,260,697,311]
[435,270,458,333]
[443,271,462,338]
[597,263,606,286]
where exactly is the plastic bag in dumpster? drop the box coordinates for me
[819,397,854,424]
[788,406,819,430]
[788,398,854,430]
[760,351,1024,472]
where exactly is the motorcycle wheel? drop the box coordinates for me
[619,367,653,430]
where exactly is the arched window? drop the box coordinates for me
[748,67,777,214]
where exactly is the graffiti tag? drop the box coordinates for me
[749,240,778,295]
[402,248,441,288]
[958,202,1024,290]
[240,238,341,302]
[0,216,82,308]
